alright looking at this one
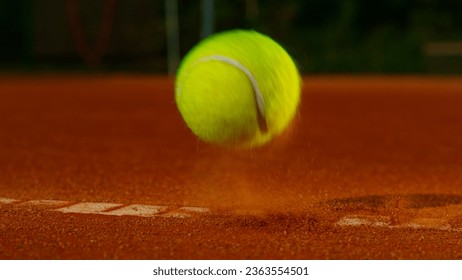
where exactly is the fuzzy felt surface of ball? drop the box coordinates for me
[175,29,301,148]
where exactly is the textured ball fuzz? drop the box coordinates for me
[175,29,301,148]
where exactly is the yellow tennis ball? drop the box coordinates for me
[175,29,301,148]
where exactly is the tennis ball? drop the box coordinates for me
[175,29,301,148]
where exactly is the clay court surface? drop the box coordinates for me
[1,75,462,259]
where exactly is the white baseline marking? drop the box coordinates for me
[403,218,452,231]
[104,204,167,217]
[56,202,124,214]
[0,197,20,204]
[336,216,390,227]
[161,212,189,218]
[1,197,210,219]
[161,206,212,218]
[337,215,461,232]
[5,197,461,228]
[180,206,210,213]
[19,200,70,208]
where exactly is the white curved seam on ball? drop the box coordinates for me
[182,55,265,119]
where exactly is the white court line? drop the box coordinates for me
[161,206,212,218]
[104,204,167,217]
[0,197,20,204]
[1,197,210,219]
[336,216,390,227]
[19,200,70,208]
[5,196,461,228]
[180,206,210,213]
[402,218,452,231]
[55,202,123,214]
[336,215,461,232]
[54,202,210,218]
[161,212,189,218]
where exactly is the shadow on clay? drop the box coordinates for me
[326,194,462,211]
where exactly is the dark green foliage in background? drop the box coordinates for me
[1,0,462,73]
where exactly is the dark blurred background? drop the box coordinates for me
[1,0,462,74]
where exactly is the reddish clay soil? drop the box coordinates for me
[1,75,462,259]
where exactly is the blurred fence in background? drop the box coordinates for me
[1,0,462,74]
